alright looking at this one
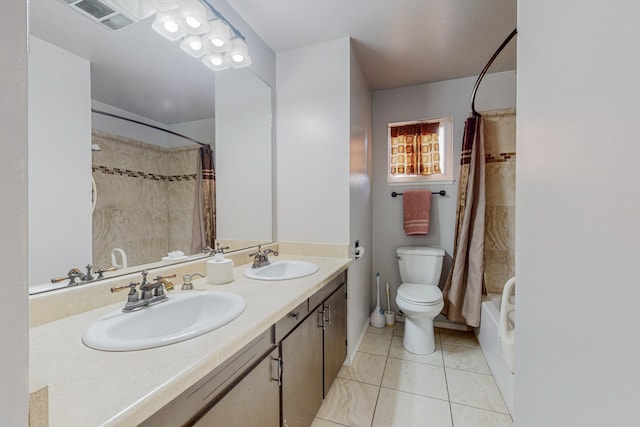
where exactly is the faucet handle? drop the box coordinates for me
[96,266,117,279]
[154,274,176,291]
[111,282,138,293]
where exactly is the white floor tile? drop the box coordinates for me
[450,403,513,427]
[389,335,444,367]
[446,368,508,414]
[311,418,349,427]
[442,343,491,374]
[359,330,393,356]
[338,351,387,386]
[372,388,453,427]
[382,358,449,401]
[439,329,480,348]
[316,378,379,427]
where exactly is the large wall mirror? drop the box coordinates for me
[28,0,273,294]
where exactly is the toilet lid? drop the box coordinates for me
[397,283,443,304]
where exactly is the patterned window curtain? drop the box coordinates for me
[191,146,216,253]
[442,115,486,327]
[390,123,441,176]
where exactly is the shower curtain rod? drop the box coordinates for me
[91,108,211,149]
[470,28,517,117]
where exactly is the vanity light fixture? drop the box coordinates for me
[148,0,251,70]
[60,0,251,70]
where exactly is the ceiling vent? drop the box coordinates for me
[59,0,153,30]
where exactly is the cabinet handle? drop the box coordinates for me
[271,356,282,386]
[324,304,332,325]
[317,309,324,328]
[288,311,300,320]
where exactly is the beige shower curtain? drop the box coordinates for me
[442,115,486,327]
[191,146,216,254]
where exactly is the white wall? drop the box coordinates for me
[0,0,28,424]
[216,69,273,242]
[28,36,93,285]
[515,1,640,425]
[276,39,351,245]
[371,71,516,311]
[348,42,373,359]
[276,38,373,360]
[92,100,215,148]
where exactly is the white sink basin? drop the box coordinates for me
[243,261,319,281]
[82,291,246,351]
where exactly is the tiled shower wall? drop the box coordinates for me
[92,130,198,269]
[484,108,516,294]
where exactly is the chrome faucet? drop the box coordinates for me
[51,264,101,286]
[111,270,176,312]
[204,244,230,257]
[249,245,279,268]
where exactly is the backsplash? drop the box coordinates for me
[483,108,516,294]
[91,129,199,269]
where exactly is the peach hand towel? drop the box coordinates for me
[403,190,431,235]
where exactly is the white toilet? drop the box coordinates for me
[395,246,445,355]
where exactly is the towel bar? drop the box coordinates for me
[391,190,446,198]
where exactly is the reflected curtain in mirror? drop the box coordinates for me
[192,146,216,253]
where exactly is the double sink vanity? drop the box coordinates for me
[29,249,350,427]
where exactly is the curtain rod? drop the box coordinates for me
[91,109,211,149]
[470,28,517,117]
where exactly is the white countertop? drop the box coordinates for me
[29,255,350,427]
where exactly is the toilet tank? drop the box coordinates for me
[396,246,445,285]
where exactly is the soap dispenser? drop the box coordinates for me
[207,246,234,285]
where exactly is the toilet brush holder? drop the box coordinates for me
[384,310,396,326]
[370,272,386,328]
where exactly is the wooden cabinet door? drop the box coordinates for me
[281,309,324,427]
[323,283,347,397]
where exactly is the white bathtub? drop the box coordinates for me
[476,293,514,415]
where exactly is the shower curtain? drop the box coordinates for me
[442,115,486,327]
[191,146,216,253]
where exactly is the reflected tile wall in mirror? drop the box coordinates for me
[92,130,199,269]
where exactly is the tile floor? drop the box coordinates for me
[312,323,512,427]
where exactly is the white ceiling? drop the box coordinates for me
[29,0,516,124]
[226,0,517,90]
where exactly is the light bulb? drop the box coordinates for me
[163,20,179,33]
[211,38,224,47]
[210,56,223,66]
[185,15,201,29]
[189,39,202,51]
[232,53,244,63]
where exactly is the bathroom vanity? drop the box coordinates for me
[29,254,350,427]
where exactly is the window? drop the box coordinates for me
[387,117,454,184]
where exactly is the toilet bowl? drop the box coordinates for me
[396,283,444,354]
[395,246,445,355]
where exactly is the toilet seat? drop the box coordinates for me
[397,283,443,305]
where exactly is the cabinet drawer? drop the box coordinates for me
[275,299,309,342]
[309,271,347,311]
